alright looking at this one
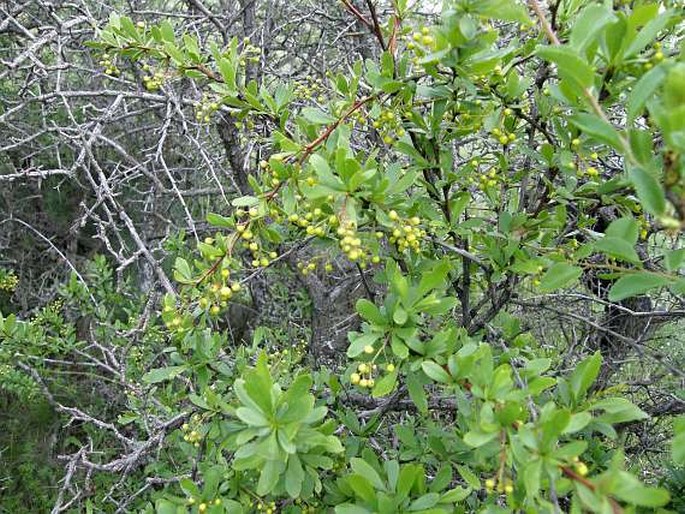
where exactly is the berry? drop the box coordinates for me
[363,345,374,354]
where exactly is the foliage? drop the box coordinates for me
[2,0,685,513]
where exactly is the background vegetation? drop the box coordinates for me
[1,0,684,512]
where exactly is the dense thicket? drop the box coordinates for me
[1,1,685,513]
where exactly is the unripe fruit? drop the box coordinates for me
[576,462,589,476]
[386,363,395,372]
[363,345,374,354]
[350,373,361,384]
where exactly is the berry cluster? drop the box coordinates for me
[195,93,221,123]
[572,456,589,476]
[293,498,319,513]
[238,38,261,67]
[485,477,514,494]
[491,127,516,146]
[644,41,665,71]
[254,500,277,513]
[181,416,203,447]
[235,210,279,268]
[372,108,406,145]
[289,208,334,239]
[406,26,436,59]
[187,498,222,512]
[294,77,326,103]
[98,53,121,77]
[141,64,165,91]
[350,343,396,390]
[0,270,18,292]
[387,210,424,254]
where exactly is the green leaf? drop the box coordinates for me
[456,465,481,490]
[217,57,236,89]
[624,11,673,59]
[372,369,398,398]
[440,486,471,503]
[155,499,178,514]
[538,263,582,292]
[569,351,601,401]
[256,460,282,496]
[536,46,594,89]
[612,471,670,506]
[159,21,175,42]
[569,113,623,151]
[206,212,233,228]
[628,65,667,123]
[421,361,451,384]
[664,249,685,271]
[570,5,616,52]
[672,416,685,464]
[179,477,200,497]
[335,506,372,514]
[590,397,649,424]
[285,455,304,498]
[302,107,335,125]
[393,305,408,325]
[418,260,450,296]
[594,236,641,264]
[173,257,192,280]
[407,372,428,414]
[563,412,592,434]
[605,217,638,244]
[231,195,260,207]
[347,332,380,358]
[356,299,385,325]
[523,459,541,498]
[408,492,440,511]
[628,166,666,216]
[397,464,421,501]
[142,365,186,384]
[463,430,498,448]
[351,458,385,490]
[608,273,671,301]
[235,407,269,427]
[243,353,274,414]
[476,0,530,23]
